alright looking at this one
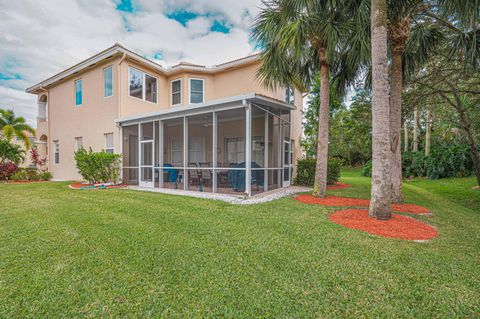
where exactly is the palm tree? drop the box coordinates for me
[252,0,362,197]
[369,0,392,220]
[0,109,35,149]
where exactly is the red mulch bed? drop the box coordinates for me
[329,209,438,240]
[327,182,350,190]
[69,183,127,190]
[294,195,430,214]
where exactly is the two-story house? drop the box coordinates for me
[26,44,303,196]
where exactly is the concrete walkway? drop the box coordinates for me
[125,185,312,204]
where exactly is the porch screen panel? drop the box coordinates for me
[161,117,184,189]
[122,124,139,185]
[268,112,282,191]
[251,105,267,194]
[187,113,213,191]
[216,108,246,194]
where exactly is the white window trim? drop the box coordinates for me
[75,79,82,107]
[128,66,158,105]
[188,78,204,104]
[74,137,83,152]
[170,78,182,106]
[103,65,113,98]
[104,132,114,153]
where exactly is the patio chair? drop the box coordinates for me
[188,162,200,186]
[199,162,212,187]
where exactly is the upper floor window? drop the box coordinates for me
[129,67,157,103]
[75,79,82,106]
[104,66,113,97]
[285,85,294,105]
[104,133,114,154]
[75,137,83,152]
[189,78,204,104]
[53,140,60,164]
[171,79,182,106]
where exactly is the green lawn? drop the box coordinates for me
[1,170,479,318]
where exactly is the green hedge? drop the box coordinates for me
[294,157,343,186]
[361,143,475,179]
[74,148,121,185]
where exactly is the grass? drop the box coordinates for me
[1,169,479,318]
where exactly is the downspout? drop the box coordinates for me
[118,52,127,182]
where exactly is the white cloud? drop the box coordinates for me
[0,0,261,126]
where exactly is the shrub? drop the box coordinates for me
[0,162,18,180]
[10,169,28,181]
[294,157,343,186]
[74,148,122,184]
[0,138,25,165]
[402,152,426,177]
[426,144,473,179]
[40,171,52,180]
[361,160,372,177]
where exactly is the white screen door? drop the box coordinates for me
[140,140,154,187]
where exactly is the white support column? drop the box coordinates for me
[120,124,124,182]
[159,120,164,188]
[138,123,141,186]
[245,100,252,196]
[212,112,217,194]
[279,118,283,188]
[183,116,188,191]
[264,112,269,192]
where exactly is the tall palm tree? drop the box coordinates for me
[369,0,392,219]
[0,109,35,149]
[252,0,361,197]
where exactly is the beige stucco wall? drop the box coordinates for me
[46,57,121,180]
[38,54,304,181]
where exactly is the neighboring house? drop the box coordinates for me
[0,131,36,168]
[26,43,303,196]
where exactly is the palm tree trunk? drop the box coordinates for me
[413,107,419,152]
[312,50,330,198]
[403,121,408,152]
[369,0,392,220]
[425,110,431,156]
[389,49,403,203]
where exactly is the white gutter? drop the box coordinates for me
[116,93,294,125]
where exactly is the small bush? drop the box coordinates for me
[40,171,52,180]
[361,160,372,177]
[74,148,122,184]
[426,144,473,179]
[294,157,343,186]
[0,162,18,180]
[402,152,426,177]
[10,169,28,181]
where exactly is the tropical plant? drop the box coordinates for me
[0,162,18,180]
[0,109,35,149]
[0,138,25,164]
[74,148,122,185]
[293,157,343,186]
[252,0,363,198]
[29,147,47,172]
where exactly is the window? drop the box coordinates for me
[171,136,182,165]
[225,137,245,164]
[285,85,294,105]
[171,79,182,105]
[189,78,204,104]
[188,136,205,164]
[104,66,113,97]
[104,133,114,154]
[53,140,59,164]
[129,67,157,103]
[75,137,83,151]
[75,79,82,106]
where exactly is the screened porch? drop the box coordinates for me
[120,97,293,196]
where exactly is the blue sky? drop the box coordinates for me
[0,0,260,126]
